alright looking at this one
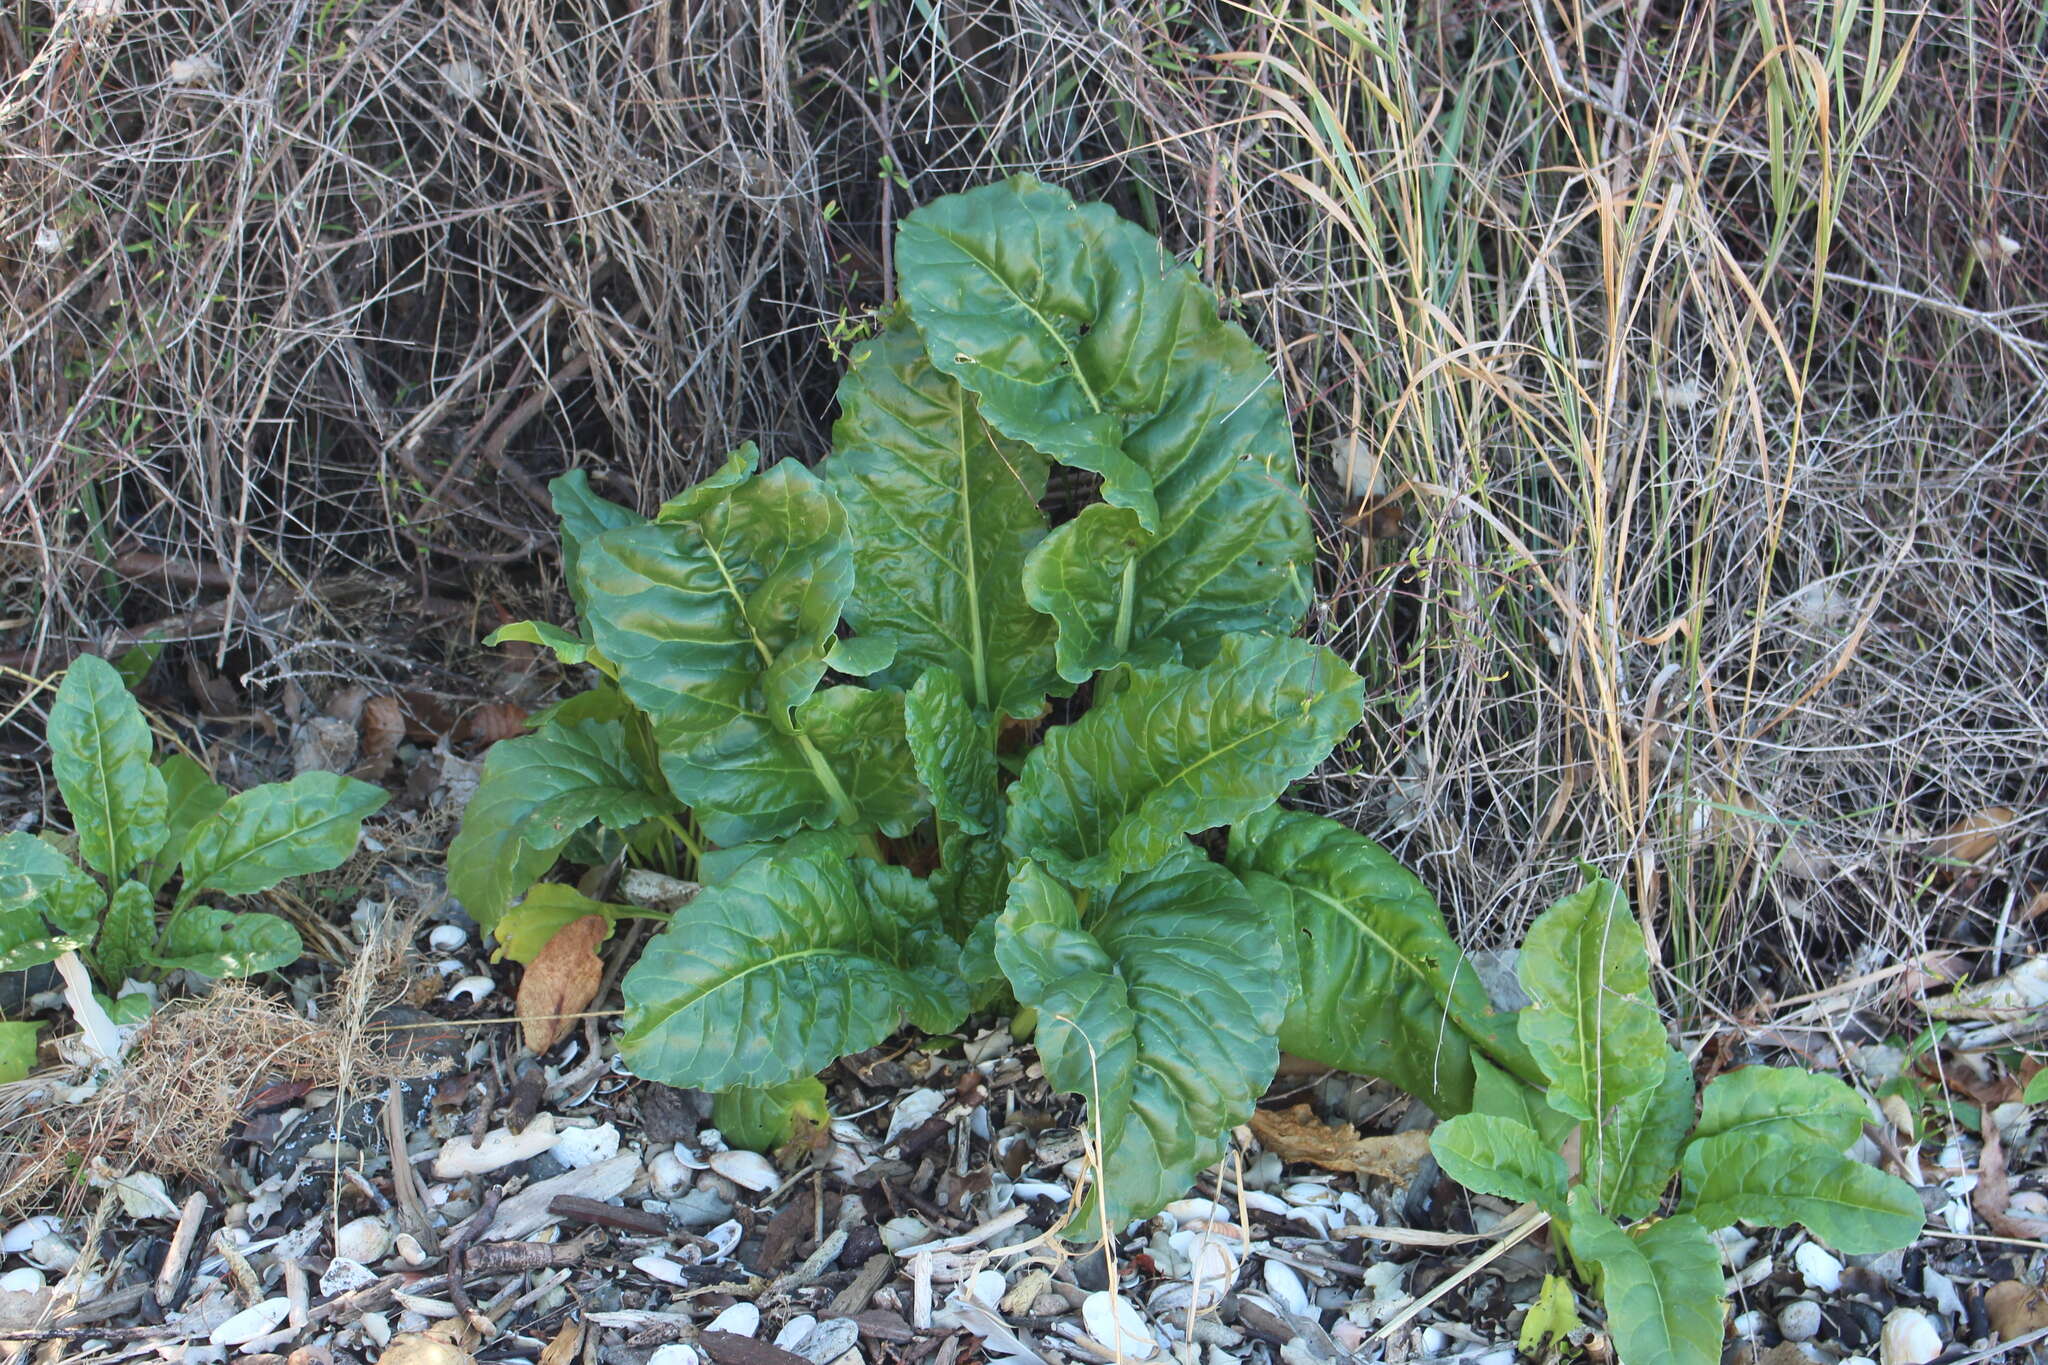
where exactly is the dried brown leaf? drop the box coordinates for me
[1928,807,2015,879]
[460,702,529,749]
[537,1316,584,1365]
[1972,1122,2048,1241]
[355,695,405,779]
[1986,1281,2048,1343]
[516,915,606,1054]
[1248,1103,1431,1184]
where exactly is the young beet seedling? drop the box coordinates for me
[0,655,386,1067]
[1429,879,1924,1365]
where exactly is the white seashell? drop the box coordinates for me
[428,924,468,952]
[1922,1267,1964,1319]
[1239,1189,1292,1218]
[1161,1198,1232,1225]
[445,974,494,1004]
[633,1254,691,1287]
[791,1317,860,1365]
[395,1233,428,1266]
[701,1219,744,1262]
[1009,1180,1070,1203]
[335,1215,393,1264]
[708,1149,778,1192]
[209,1296,291,1346]
[1727,1255,1773,1293]
[434,959,464,978]
[1081,1291,1158,1361]
[24,1235,75,1272]
[320,1257,378,1297]
[1420,1324,1449,1355]
[1288,1204,1343,1236]
[1880,1308,1942,1365]
[1337,1191,1375,1225]
[706,1302,760,1337]
[1,1216,60,1254]
[1284,1181,1336,1205]
[647,1347,701,1365]
[969,1269,1006,1306]
[885,1089,949,1145]
[1731,1310,1767,1340]
[1261,1260,1312,1318]
[0,1267,44,1293]
[1793,1241,1843,1293]
[552,1123,621,1169]
[360,1311,393,1348]
[431,1115,559,1177]
[878,1217,931,1251]
[774,1316,818,1351]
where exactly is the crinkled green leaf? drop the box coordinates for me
[994,849,1288,1226]
[1679,1134,1923,1253]
[664,686,923,846]
[447,720,677,930]
[148,755,228,893]
[0,832,101,947]
[714,1076,830,1152]
[1565,1189,1724,1365]
[178,771,388,902]
[491,885,629,965]
[485,620,612,674]
[905,669,999,836]
[150,906,301,978]
[1006,634,1362,889]
[1691,1066,1870,1151]
[0,1020,39,1083]
[897,177,1312,681]
[824,635,897,678]
[576,449,849,747]
[1516,878,1668,1124]
[1590,1047,1694,1222]
[1429,1113,1568,1216]
[1226,807,1529,1114]
[824,315,1061,715]
[619,834,968,1091]
[94,879,156,986]
[49,654,167,880]
[853,860,970,1033]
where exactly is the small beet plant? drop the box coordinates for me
[452,176,1536,1223]
[0,655,387,1062]
[1429,879,1924,1365]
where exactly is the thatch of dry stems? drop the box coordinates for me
[3,0,2044,1008]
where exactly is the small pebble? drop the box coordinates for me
[650,1150,692,1198]
[1795,1242,1844,1293]
[335,1215,393,1264]
[1779,1300,1822,1342]
[969,1269,1006,1306]
[792,1318,860,1365]
[1879,1308,1941,1365]
[395,1233,428,1267]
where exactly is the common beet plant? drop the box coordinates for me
[449,176,1536,1222]
[1430,879,1924,1365]
[0,655,387,1069]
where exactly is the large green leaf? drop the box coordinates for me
[619,834,967,1091]
[713,1076,830,1152]
[824,315,1060,716]
[178,772,389,902]
[1690,1065,1870,1151]
[0,907,79,974]
[663,685,924,846]
[48,654,167,880]
[994,850,1288,1226]
[0,1021,39,1083]
[550,469,646,619]
[148,755,228,893]
[934,831,1009,971]
[1005,634,1362,889]
[1589,1047,1695,1222]
[1679,1134,1923,1254]
[575,449,849,748]
[1472,1054,1574,1151]
[1565,1189,1724,1365]
[1516,878,1668,1124]
[898,177,1312,681]
[1429,1114,1568,1216]
[1225,807,1529,1114]
[150,906,302,978]
[905,669,999,836]
[447,720,677,930]
[95,879,156,986]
